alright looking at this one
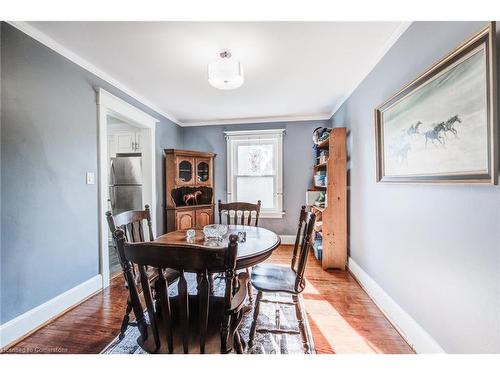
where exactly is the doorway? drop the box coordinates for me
[97,89,158,288]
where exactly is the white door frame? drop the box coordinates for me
[97,88,158,289]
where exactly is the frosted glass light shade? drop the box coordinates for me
[208,58,244,90]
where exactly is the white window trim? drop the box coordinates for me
[225,129,285,219]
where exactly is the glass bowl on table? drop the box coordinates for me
[202,224,228,246]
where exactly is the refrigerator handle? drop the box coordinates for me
[109,159,115,185]
[109,188,115,212]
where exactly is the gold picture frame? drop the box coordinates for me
[375,22,497,184]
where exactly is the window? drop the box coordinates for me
[225,129,284,218]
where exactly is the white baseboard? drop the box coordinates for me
[280,235,300,245]
[0,275,102,349]
[348,257,445,354]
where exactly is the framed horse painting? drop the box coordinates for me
[375,22,498,184]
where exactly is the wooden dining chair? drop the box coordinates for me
[218,200,261,302]
[218,200,262,226]
[106,205,179,339]
[115,230,249,354]
[248,206,316,353]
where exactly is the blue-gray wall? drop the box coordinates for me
[183,120,329,235]
[2,21,500,353]
[0,23,183,324]
[331,21,500,353]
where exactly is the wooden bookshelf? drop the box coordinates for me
[311,128,347,270]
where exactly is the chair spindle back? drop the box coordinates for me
[218,200,261,226]
[115,231,241,354]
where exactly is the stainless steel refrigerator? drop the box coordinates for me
[109,153,143,214]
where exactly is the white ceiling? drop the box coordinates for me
[25,21,407,126]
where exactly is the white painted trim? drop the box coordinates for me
[328,21,412,118]
[348,257,445,354]
[280,235,299,245]
[260,211,285,219]
[225,130,284,217]
[0,275,102,349]
[98,88,158,289]
[97,88,159,127]
[182,114,331,127]
[7,21,180,125]
[224,129,286,136]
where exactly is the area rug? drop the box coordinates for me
[102,273,315,354]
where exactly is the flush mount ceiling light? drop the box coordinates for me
[208,50,244,90]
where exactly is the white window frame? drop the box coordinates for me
[225,129,284,218]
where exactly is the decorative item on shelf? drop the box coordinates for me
[318,150,329,164]
[314,170,327,187]
[183,190,202,206]
[313,235,323,260]
[314,192,326,208]
[312,127,332,146]
[314,221,323,233]
[171,186,213,207]
[203,224,228,240]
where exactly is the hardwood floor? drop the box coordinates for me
[272,246,413,354]
[4,245,413,354]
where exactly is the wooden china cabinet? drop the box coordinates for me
[164,149,216,232]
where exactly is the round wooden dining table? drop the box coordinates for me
[153,225,281,270]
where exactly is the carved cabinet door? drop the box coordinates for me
[195,208,213,229]
[176,210,195,230]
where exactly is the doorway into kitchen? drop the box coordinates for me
[98,89,158,289]
[107,118,147,276]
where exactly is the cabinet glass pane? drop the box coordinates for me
[178,160,192,182]
[197,161,209,182]
[237,144,274,176]
[236,176,274,208]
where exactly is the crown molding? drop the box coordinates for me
[224,128,285,136]
[328,21,413,119]
[181,113,331,127]
[7,21,412,128]
[7,21,181,126]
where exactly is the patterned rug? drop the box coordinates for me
[102,273,315,354]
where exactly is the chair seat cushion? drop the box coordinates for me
[251,264,297,294]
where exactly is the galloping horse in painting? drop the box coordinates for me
[407,121,422,136]
[395,143,412,165]
[424,122,446,147]
[442,115,462,137]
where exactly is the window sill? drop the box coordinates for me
[260,211,285,219]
